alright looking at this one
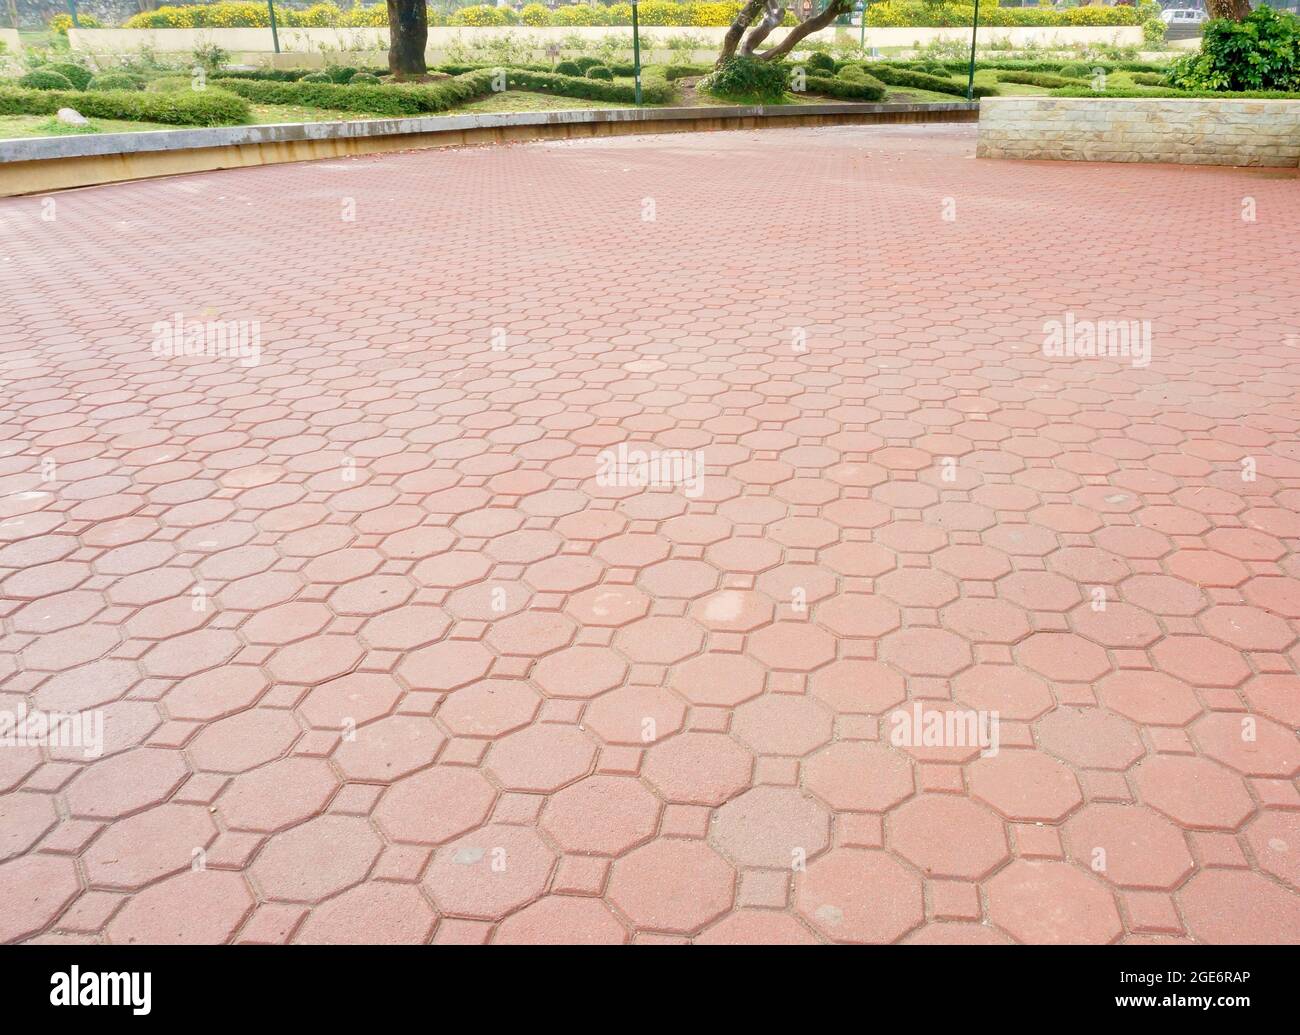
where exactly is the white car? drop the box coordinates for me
[1161,8,1208,24]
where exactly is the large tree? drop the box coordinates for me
[717,0,853,65]
[387,0,429,77]
[1205,0,1251,19]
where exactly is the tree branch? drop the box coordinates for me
[718,0,769,65]
[741,0,788,57]
[754,0,851,62]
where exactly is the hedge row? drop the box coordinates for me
[805,74,887,102]
[861,65,998,98]
[213,69,498,115]
[1049,85,1300,99]
[212,66,672,114]
[118,0,1138,31]
[501,68,674,104]
[995,70,1082,88]
[0,86,250,125]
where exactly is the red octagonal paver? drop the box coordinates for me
[3,121,1297,944]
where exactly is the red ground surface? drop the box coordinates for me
[1,123,1298,944]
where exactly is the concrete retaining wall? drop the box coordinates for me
[67,25,1142,66]
[977,96,1300,168]
[0,28,21,64]
[0,100,976,196]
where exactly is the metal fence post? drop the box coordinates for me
[268,0,281,55]
[632,0,642,106]
[966,0,980,101]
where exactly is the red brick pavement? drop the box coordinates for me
[0,123,1298,944]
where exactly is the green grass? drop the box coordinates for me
[249,103,377,124]
[0,112,181,138]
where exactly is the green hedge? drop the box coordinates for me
[661,63,712,81]
[88,72,145,92]
[1050,85,1300,99]
[995,70,1081,88]
[214,70,498,115]
[863,65,998,98]
[0,86,250,125]
[805,74,887,102]
[502,68,674,104]
[42,62,94,90]
[19,69,75,90]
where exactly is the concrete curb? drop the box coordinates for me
[0,101,978,196]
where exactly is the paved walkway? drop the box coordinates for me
[1,123,1298,944]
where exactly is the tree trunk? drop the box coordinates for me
[718,0,768,65]
[751,0,850,62]
[387,0,428,77]
[1205,0,1251,18]
[741,0,787,56]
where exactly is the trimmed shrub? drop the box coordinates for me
[699,55,788,103]
[662,63,712,80]
[865,65,997,98]
[806,74,887,101]
[209,68,312,82]
[995,70,1078,88]
[502,68,674,104]
[1130,72,1165,87]
[1058,62,1088,78]
[572,56,606,73]
[88,72,144,92]
[555,60,583,77]
[213,70,499,116]
[300,71,332,83]
[0,86,251,125]
[585,65,614,80]
[807,51,836,74]
[41,62,94,90]
[349,72,381,85]
[19,70,75,91]
[145,76,195,93]
[1050,85,1300,99]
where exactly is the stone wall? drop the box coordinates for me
[977,96,1300,168]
